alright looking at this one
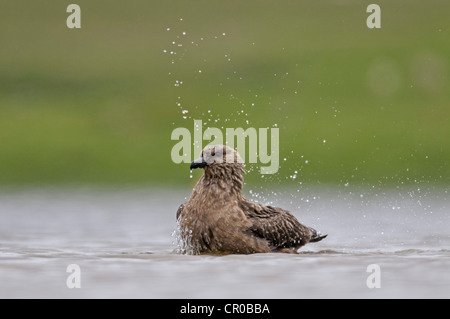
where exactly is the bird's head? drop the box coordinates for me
[190,145,245,180]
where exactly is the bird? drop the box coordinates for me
[176,144,327,254]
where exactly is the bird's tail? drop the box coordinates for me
[309,228,328,243]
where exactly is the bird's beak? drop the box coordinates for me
[190,157,208,170]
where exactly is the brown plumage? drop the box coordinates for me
[176,145,327,254]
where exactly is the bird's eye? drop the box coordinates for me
[211,150,216,156]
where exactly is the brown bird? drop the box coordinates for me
[176,145,327,254]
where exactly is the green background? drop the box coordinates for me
[0,1,449,188]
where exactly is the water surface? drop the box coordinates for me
[0,187,449,298]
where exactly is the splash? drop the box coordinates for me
[172,218,196,255]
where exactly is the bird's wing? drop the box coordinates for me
[241,201,316,249]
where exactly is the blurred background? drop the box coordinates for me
[0,0,449,189]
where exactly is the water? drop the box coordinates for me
[0,187,449,298]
